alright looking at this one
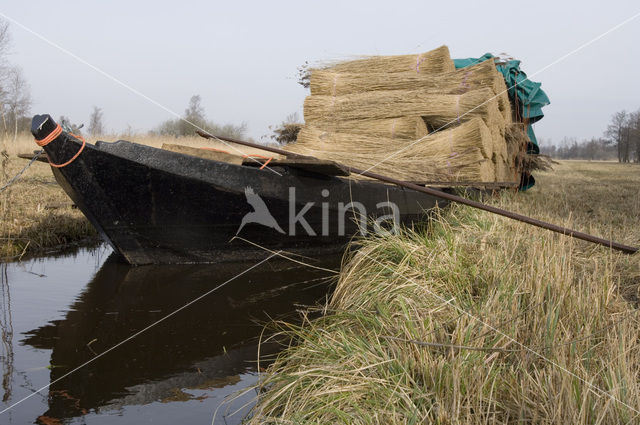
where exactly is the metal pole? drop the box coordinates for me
[197,131,638,255]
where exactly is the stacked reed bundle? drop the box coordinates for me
[304,87,501,129]
[310,60,496,96]
[288,46,524,185]
[310,59,512,124]
[490,123,530,182]
[309,116,429,140]
[288,119,494,182]
[320,45,455,75]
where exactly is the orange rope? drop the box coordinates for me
[35,124,62,147]
[49,133,86,168]
[244,154,273,169]
[258,157,272,170]
[34,124,86,168]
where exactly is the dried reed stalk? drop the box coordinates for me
[310,60,497,96]
[493,154,516,182]
[308,116,428,139]
[311,59,512,123]
[320,45,455,75]
[505,124,529,174]
[304,88,501,131]
[521,154,556,173]
[287,120,495,182]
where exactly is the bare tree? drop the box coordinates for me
[605,111,630,163]
[154,95,246,139]
[629,110,640,163]
[88,106,105,136]
[3,66,31,141]
[0,20,12,143]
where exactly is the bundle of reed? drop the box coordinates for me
[308,116,428,139]
[289,145,494,183]
[320,45,455,75]
[505,123,529,170]
[493,154,515,182]
[295,118,493,159]
[493,72,512,122]
[304,88,501,130]
[311,59,512,123]
[521,153,556,173]
[286,121,495,182]
[310,60,498,96]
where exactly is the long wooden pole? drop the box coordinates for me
[197,131,638,255]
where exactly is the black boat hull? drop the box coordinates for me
[34,115,448,264]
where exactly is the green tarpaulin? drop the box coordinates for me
[454,54,550,155]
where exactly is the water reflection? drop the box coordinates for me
[1,248,338,424]
[1,264,15,404]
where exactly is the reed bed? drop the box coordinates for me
[319,45,455,75]
[246,161,640,424]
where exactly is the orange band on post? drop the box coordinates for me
[35,124,63,147]
[49,133,87,168]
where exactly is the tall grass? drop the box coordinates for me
[247,161,640,424]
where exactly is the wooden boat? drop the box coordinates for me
[31,114,448,265]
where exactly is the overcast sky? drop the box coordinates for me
[1,1,639,145]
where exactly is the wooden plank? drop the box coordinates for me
[161,144,244,165]
[242,157,350,176]
[17,152,49,163]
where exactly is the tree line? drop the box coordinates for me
[540,108,640,162]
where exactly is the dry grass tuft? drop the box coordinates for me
[0,156,97,259]
[246,161,640,424]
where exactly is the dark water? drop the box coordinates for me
[0,245,339,424]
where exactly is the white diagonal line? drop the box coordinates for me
[0,252,279,415]
[0,11,282,177]
[356,10,640,177]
